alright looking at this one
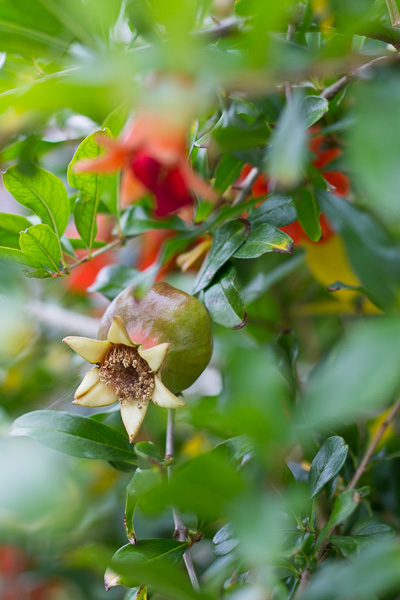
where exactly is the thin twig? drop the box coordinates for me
[320,54,400,100]
[386,0,400,27]
[346,396,400,491]
[165,410,200,592]
[232,167,261,206]
[296,398,400,597]
[58,237,126,277]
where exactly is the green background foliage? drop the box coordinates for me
[1,0,400,599]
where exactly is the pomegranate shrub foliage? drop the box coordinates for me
[2,1,400,599]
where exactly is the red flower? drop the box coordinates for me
[74,109,215,218]
[239,129,350,244]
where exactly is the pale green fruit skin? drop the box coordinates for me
[99,282,213,394]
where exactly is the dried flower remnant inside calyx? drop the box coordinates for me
[99,344,154,402]
[63,315,186,442]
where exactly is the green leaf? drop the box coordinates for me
[249,194,297,228]
[303,540,400,600]
[102,102,130,137]
[134,441,165,466]
[331,524,394,558]
[213,154,244,194]
[213,522,239,556]
[241,251,305,304]
[120,205,188,237]
[0,212,32,249]
[318,191,400,310]
[68,129,114,252]
[10,410,137,463]
[125,469,163,544]
[89,264,158,301]
[192,220,248,294]
[309,436,348,498]
[88,265,141,300]
[0,246,42,269]
[19,224,61,273]
[267,93,307,189]
[105,539,188,589]
[204,265,247,329]
[317,490,361,546]
[349,79,400,227]
[302,318,400,429]
[234,223,293,258]
[294,188,321,241]
[3,165,70,237]
[303,95,329,127]
[211,104,270,153]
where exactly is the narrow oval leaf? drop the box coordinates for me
[105,539,188,589]
[234,223,293,258]
[294,188,321,242]
[120,205,188,236]
[213,522,239,556]
[10,410,137,462]
[192,220,248,294]
[19,224,61,273]
[3,165,70,237]
[309,436,348,498]
[302,318,400,428]
[88,265,141,300]
[268,93,307,189]
[204,265,247,329]
[0,246,42,269]
[303,95,329,127]
[125,469,163,544]
[68,128,114,252]
[0,212,32,249]
[317,490,361,547]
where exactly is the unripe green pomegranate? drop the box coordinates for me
[98,282,213,394]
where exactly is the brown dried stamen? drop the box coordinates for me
[99,344,154,402]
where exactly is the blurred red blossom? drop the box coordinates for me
[239,129,350,245]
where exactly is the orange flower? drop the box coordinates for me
[74,109,215,218]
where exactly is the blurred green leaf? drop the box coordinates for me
[213,154,244,194]
[349,78,400,227]
[213,522,239,557]
[10,410,137,462]
[192,220,248,294]
[309,436,348,498]
[302,318,400,428]
[0,212,32,249]
[331,524,394,558]
[121,205,188,236]
[106,539,188,589]
[303,95,329,127]
[303,540,400,600]
[241,251,304,304]
[3,165,70,237]
[268,93,307,189]
[19,224,61,272]
[234,223,293,258]
[318,191,400,309]
[204,264,247,329]
[88,265,141,300]
[125,468,163,544]
[317,490,361,546]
